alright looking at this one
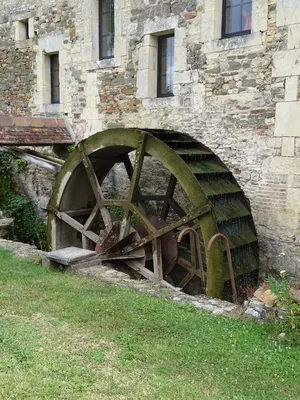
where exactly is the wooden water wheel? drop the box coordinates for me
[48,129,259,299]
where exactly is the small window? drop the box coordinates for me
[222,0,252,38]
[17,19,30,41]
[99,0,114,59]
[157,35,174,98]
[50,54,60,104]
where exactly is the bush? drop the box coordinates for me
[0,152,48,250]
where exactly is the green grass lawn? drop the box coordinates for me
[0,249,300,400]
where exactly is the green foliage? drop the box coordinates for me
[0,152,48,250]
[66,144,75,153]
[268,271,300,341]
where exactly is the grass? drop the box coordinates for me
[0,249,300,399]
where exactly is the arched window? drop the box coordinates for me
[222,0,252,38]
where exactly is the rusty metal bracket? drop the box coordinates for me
[177,228,206,286]
[207,233,238,304]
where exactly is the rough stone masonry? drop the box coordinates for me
[0,0,300,278]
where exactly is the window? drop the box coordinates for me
[157,35,174,98]
[50,54,60,104]
[99,0,114,59]
[16,19,30,41]
[23,19,29,39]
[222,0,252,38]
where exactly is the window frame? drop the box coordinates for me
[99,0,115,60]
[50,54,60,104]
[221,0,252,39]
[157,34,175,98]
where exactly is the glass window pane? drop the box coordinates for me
[50,54,60,104]
[242,3,252,31]
[224,0,252,35]
[158,35,174,96]
[226,5,242,34]
[101,35,114,58]
[99,0,114,59]
[227,0,242,5]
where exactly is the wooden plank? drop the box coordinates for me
[82,234,89,249]
[83,204,99,230]
[168,198,186,218]
[161,174,177,219]
[130,204,156,234]
[120,135,147,240]
[65,208,93,217]
[177,257,203,280]
[179,272,194,288]
[52,208,100,243]
[124,259,155,281]
[123,205,211,254]
[152,238,163,280]
[78,142,112,231]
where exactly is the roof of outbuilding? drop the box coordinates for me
[0,115,74,146]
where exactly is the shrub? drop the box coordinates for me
[0,152,48,250]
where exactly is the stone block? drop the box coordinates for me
[44,118,57,128]
[288,24,300,50]
[174,46,187,71]
[46,247,96,266]
[270,157,300,174]
[174,71,191,85]
[276,0,300,27]
[285,76,298,101]
[14,116,29,127]
[275,102,300,137]
[273,49,300,77]
[0,115,13,126]
[252,0,268,33]
[282,137,295,157]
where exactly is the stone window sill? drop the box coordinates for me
[203,31,265,54]
[39,103,64,113]
[86,58,117,71]
[142,96,177,108]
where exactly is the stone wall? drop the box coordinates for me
[1,0,300,277]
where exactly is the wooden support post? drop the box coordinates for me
[152,238,163,280]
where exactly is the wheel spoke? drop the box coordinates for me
[78,142,112,231]
[123,204,211,254]
[152,238,163,280]
[161,174,177,219]
[120,135,147,239]
[50,208,100,243]
[168,198,186,218]
[83,204,99,230]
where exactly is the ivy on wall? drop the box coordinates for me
[0,152,48,250]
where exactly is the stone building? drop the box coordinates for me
[0,0,300,277]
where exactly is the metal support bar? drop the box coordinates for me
[207,233,238,304]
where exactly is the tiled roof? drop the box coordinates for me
[0,115,74,146]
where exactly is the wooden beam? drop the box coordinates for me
[168,198,186,218]
[129,204,156,234]
[152,238,163,280]
[83,204,99,230]
[78,142,112,231]
[51,208,100,243]
[161,174,177,219]
[122,204,211,254]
